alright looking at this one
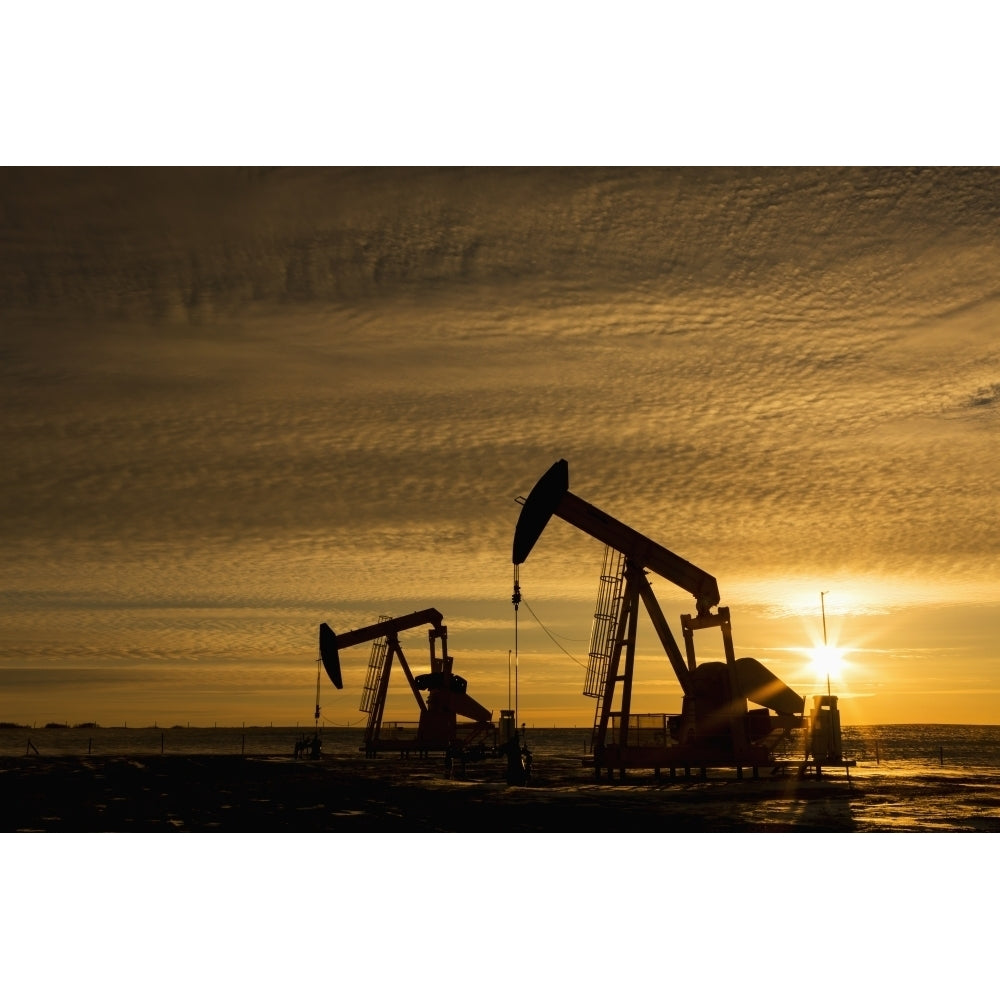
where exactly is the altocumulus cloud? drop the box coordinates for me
[2,167,999,709]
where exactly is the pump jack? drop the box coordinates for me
[514,459,810,779]
[318,609,494,758]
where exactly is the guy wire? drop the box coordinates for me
[522,598,588,669]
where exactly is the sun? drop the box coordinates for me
[808,643,846,689]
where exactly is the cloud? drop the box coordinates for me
[3,167,1000,723]
[965,383,1000,409]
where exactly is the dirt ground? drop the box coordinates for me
[4,751,1000,832]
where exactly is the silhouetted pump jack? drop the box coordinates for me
[514,459,814,780]
[319,609,494,759]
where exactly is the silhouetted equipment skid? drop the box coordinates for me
[319,609,494,758]
[514,459,826,781]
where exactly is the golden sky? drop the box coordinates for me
[3,166,999,726]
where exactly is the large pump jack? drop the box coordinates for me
[318,609,494,757]
[514,459,808,779]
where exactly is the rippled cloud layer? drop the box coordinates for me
[3,167,998,724]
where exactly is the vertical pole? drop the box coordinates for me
[512,566,520,735]
[508,649,511,712]
[821,591,830,697]
[314,654,322,741]
[618,576,641,782]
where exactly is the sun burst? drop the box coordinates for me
[808,642,846,690]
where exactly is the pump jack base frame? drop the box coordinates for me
[582,751,856,785]
[773,756,856,786]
